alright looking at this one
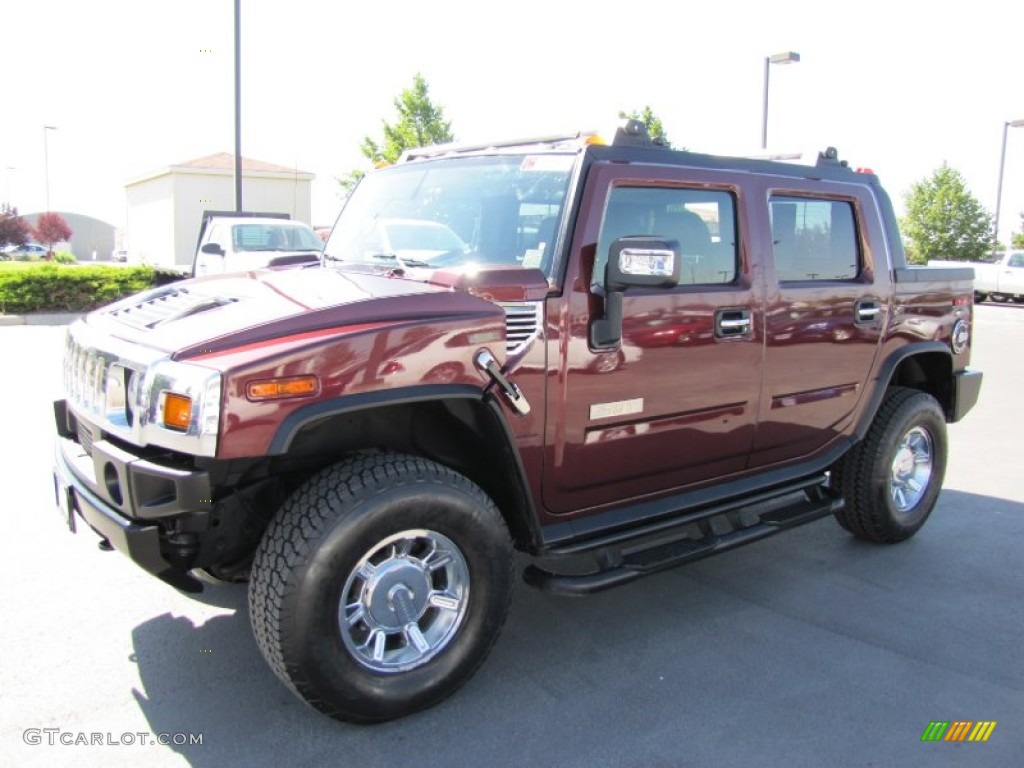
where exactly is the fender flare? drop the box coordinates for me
[267,383,543,550]
[854,341,952,441]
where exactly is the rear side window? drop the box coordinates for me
[595,186,738,286]
[770,197,859,281]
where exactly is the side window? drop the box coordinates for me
[770,196,859,281]
[1007,253,1024,267]
[595,186,738,286]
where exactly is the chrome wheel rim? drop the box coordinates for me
[339,529,469,673]
[889,426,933,514]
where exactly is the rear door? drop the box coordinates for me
[750,179,887,465]
[542,163,764,514]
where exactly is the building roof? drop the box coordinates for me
[174,153,311,175]
[126,153,314,186]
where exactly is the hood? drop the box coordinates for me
[87,266,501,358]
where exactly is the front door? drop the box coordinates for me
[543,164,763,515]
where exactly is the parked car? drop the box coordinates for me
[5,242,48,259]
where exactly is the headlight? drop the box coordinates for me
[138,360,221,456]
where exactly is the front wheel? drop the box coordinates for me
[248,453,514,723]
[832,387,947,542]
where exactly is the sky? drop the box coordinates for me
[3,0,1024,244]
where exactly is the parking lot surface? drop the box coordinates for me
[0,304,1021,767]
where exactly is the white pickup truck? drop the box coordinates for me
[193,210,323,276]
[931,251,1024,303]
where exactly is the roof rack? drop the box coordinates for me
[399,132,591,163]
[398,118,668,163]
[740,146,850,169]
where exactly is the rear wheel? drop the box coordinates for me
[249,453,514,723]
[832,387,947,542]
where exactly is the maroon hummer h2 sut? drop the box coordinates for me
[53,121,982,722]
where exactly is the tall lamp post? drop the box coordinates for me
[761,51,800,149]
[3,166,14,207]
[43,125,57,211]
[993,118,1024,248]
[234,0,242,212]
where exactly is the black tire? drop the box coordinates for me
[974,291,988,303]
[248,453,514,723]
[832,387,947,543]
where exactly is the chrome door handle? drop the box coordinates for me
[855,301,881,323]
[715,308,753,338]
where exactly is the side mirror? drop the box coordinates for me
[606,237,681,290]
[201,242,225,256]
[591,237,680,349]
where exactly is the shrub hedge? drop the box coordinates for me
[0,264,166,314]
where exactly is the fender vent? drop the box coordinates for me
[498,301,542,355]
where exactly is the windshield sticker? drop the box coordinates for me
[520,155,575,172]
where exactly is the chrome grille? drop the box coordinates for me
[63,330,142,433]
[498,302,542,355]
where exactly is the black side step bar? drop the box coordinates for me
[524,489,840,596]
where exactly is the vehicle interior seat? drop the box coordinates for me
[652,209,723,284]
[594,203,651,285]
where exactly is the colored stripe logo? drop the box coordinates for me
[921,721,997,742]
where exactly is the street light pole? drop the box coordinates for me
[3,166,14,207]
[43,125,57,211]
[993,118,1024,248]
[233,0,242,212]
[761,51,800,150]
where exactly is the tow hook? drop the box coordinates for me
[474,349,531,416]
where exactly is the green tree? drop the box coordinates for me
[619,106,672,148]
[900,165,992,264]
[1012,212,1024,249]
[340,74,455,194]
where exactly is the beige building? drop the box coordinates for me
[125,153,314,269]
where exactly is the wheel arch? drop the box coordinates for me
[856,343,954,440]
[268,386,541,551]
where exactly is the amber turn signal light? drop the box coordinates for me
[162,392,193,431]
[246,375,319,401]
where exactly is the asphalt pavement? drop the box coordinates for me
[0,304,1021,767]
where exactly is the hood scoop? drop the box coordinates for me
[107,286,238,330]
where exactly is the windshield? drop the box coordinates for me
[232,223,324,252]
[324,153,575,277]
